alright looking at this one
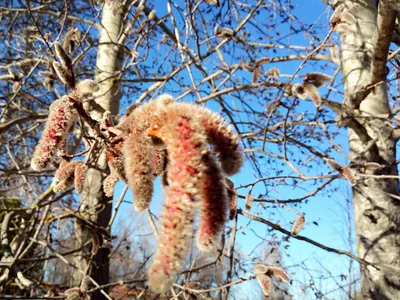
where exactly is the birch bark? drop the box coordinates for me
[339,1,400,298]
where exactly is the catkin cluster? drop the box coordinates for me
[32,83,243,292]
[31,42,99,185]
[102,95,243,292]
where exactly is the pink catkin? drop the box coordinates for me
[103,172,119,197]
[106,139,127,182]
[196,153,228,252]
[148,113,208,293]
[31,96,77,171]
[74,162,86,194]
[116,96,174,210]
[53,176,74,193]
[54,160,78,181]
[196,106,243,176]
[147,102,242,176]
[123,133,154,212]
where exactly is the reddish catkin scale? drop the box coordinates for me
[31,96,77,171]
[196,153,228,252]
[148,113,208,293]
[152,147,167,177]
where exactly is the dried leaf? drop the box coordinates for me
[75,79,100,98]
[330,4,345,25]
[63,28,75,53]
[252,67,261,83]
[216,27,234,38]
[330,44,340,64]
[266,67,280,78]
[341,11,356,24]
[291,214,305,236]
[0,74,15,81]
[54,42,72,66]
[12,80,21,93]
[304,72,333,87]
[91,232,100,254]
[333,23,350,33]
[53,62,74,87]
[253,264,269,274]
[245,193,254,211]
[292,84,308,100]
[148,10,156,21]
[256,273,272,296]
[303,83,321,107]
[340,167,356,185]
[325,158,342,170]
[268,266,290,282]
[225,178,237,220]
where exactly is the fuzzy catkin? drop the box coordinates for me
[148,114,207,293]
[103,173,119,197]
[196,153,228,252]
[123,134,154,212]
[53,176,74,193]
[106,139,127,182]
[54,160,78,181]
[31,97,77,171]
[197,106,243,176]
[74,162,86,194]
[116,95,175,208]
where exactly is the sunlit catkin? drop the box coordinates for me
[31,96,77,171]
[196,153,228,252]
[148,113,207,293]
[123,134,154,212]
[197,106,243,175]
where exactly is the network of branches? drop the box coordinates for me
[1,0,400,299]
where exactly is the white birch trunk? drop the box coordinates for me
[73,3,124,298]
[340,1,400,298]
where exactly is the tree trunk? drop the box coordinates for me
[340,1,400,298]
[73,3,124,298]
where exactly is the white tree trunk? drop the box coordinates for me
[340,1,400,298]
[73,3,124,297]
